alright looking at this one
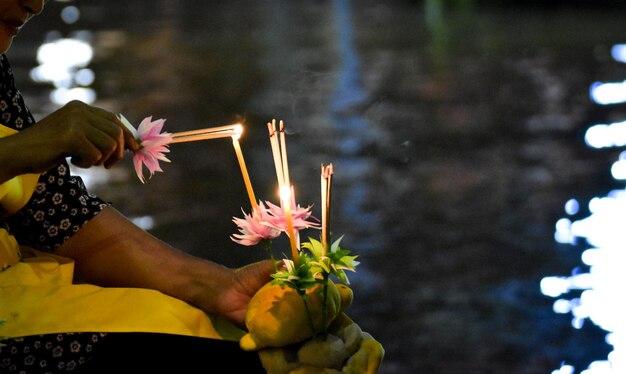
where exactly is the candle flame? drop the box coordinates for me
[231,123,243,140]
[279,185,291,203]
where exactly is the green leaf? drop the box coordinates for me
[301,237,323,259]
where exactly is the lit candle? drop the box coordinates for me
[280,185,299,262]
[231,128,258,212]
[268,119,299,263]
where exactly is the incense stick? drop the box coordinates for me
[170,124,242,144]
[267,119,284,188]
[232,138,258,211]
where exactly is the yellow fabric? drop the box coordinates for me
[0,228,20,271]
[0,121,243,341]
[0,249,245,340]
[0,124,39,216]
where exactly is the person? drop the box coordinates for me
[0,1,275,372]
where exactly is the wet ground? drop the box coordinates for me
[9,1,626,373]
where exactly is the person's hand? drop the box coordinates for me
[1,100,138,178]
[210,259,276,327]
[257,313,384,374]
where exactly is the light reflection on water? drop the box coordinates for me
[545,45,626,373]
[330,0,382,258]
[13,1,626,373]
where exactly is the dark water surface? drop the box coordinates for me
[10,1,626,373]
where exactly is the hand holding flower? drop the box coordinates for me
[0,101,138,184]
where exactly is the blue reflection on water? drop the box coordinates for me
[331,0,367,117]
[329,0,380,257]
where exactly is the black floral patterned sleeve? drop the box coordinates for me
[0,54,110,252]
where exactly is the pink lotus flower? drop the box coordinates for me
[119,114,173,183]
[263,189,320,232]
[231,201,281,246]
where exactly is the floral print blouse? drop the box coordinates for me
[0,54,109,252]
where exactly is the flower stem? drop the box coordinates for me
[321,274,329,335]
[262,240,278,272]
[299,291,318,337]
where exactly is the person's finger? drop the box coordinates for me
[99,120,125,169]
[235,260,275,294]
[87,105,139,152]
[76,120,122,166]
[82,106,139,168]
[68,140,103,168]
[114,115,140,152]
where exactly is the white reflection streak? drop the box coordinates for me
[544,43,626,374]
[585,121,626,149]
[545,192,626,372]
[611,45,626,64]
[552,364,575,374]
[30,38,96,105]
[590,81,626,105]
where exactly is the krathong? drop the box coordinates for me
[231,119,384,373]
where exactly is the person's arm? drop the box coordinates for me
[0,100,137,184]
[55,206,274,327]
